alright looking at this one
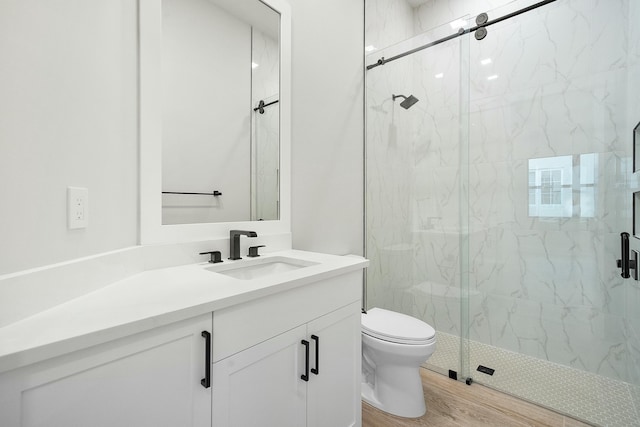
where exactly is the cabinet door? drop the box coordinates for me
[0,314,212,427]
[306,302,361,427]
[212,324,308,427]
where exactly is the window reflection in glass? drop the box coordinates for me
[528,154,596,218]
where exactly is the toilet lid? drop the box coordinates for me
[362,308,436,345]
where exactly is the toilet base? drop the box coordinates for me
[361,366,427,418]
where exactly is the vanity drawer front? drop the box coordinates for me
[212,270,362,362]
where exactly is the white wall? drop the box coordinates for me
[0,0,138,275]
[290,0,365,256]
[0,0,364,275]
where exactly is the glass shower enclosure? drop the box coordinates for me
[365,1,640,425]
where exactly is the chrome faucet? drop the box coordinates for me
[229,230,257,260]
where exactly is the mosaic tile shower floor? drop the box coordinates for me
[425,332,640,427]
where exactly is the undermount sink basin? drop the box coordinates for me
[205,256,318,280]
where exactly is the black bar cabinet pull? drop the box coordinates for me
[201,331,211,388]
[311,335,319,375]
[301,340,310,382]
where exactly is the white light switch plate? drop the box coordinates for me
[67,187,88,229]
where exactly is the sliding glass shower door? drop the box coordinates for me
[365,1,640,425]
[463,1,640,424]
[365,18,468,378]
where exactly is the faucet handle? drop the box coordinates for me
[199,251,223,263]
[247,245,266,258]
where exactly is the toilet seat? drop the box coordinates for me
[362,308,436,345]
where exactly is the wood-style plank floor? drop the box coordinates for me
[362,368,594,427]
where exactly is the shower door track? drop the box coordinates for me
[366,0,557,71]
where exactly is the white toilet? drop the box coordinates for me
[361,307,436,418]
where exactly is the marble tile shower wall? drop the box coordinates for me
[365,0,414,53]
[366,0,640,386]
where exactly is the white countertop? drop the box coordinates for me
[0,250,368,374]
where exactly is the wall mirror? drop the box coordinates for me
[140,0,291,244]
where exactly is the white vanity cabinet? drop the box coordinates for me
[211,271,362,427]
[0,262,365,427]
[0,314,213,427]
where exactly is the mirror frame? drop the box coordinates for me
[139,0,291,244]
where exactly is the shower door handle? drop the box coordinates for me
[617,232,637,279]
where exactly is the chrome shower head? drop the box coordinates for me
[392,94,419,109]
